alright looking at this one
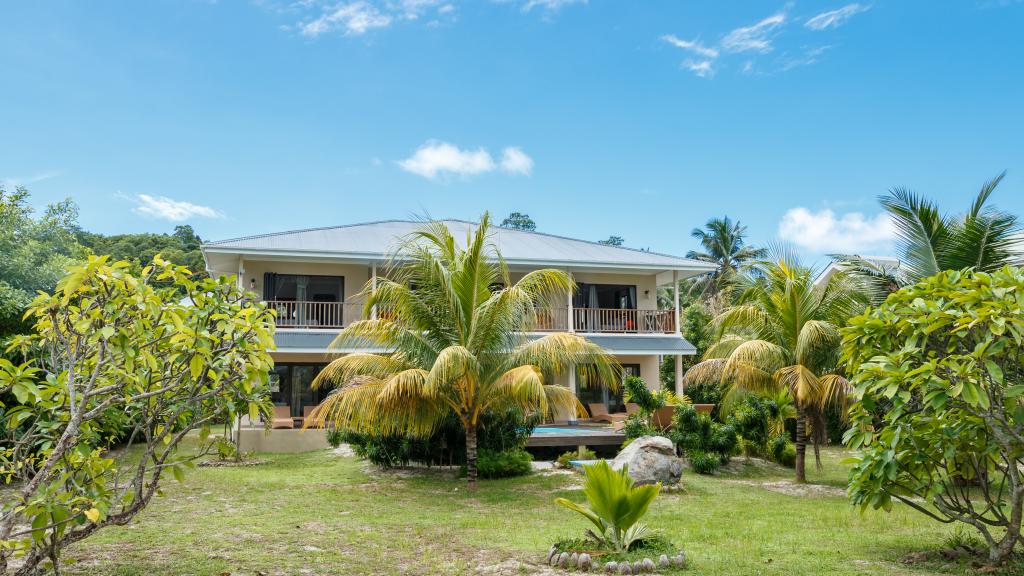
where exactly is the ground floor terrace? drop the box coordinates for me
[61,438,963,576]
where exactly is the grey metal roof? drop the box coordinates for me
[204,219,715,272]
[272,330,695,355]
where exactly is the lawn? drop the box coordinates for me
[61,442,969,576]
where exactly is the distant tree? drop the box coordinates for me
[686,216,766,298]
[0,186,83,341]
[598,235,624,246]
[500,212,537,231]
[834,172,1022,304]
[77,227,207,288]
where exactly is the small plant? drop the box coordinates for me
[212,435,239,461]
[326,427,345,448]
[687,451,720,475]
[556,460,659,552]
[473,448,532,479]
[622,413,658,440]
[557,448,596,468]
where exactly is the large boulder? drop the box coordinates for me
[610,435,682,485]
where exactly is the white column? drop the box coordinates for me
[237,257,246,291]
[370,264,378,320]
[566,271,575,333]
[675,354,684,395]
[568,363,577,424]
[673,270,680,334]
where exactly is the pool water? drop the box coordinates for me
[532,427,599,434]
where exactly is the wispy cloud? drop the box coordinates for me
[683,59,715,77]
[129,194,224,221]
[805,3,870,30]
[397,140,533,180]
[520,0,587,12]
[778,207,893,253]
[300,1,392,37]
[721,12,787,54]
[660,35,719,59]
[779,45,832,71]
[1,171,60,189]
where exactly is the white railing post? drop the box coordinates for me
[566,271,574,333]
[370,263,378,321]
[673,270,681,335]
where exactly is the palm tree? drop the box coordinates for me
[835,171,1021,304]
[686,216,766,298]
[307,214,620,488]
[683,256,865,483]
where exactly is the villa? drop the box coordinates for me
[201,220,716,451]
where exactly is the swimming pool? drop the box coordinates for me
[532,427,601,435]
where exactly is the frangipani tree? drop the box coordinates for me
[684,257,865,482]
[308,214,619,487]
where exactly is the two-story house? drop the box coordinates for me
[201,220,715,443]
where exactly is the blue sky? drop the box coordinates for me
[2,1,1023,267]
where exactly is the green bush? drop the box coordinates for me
[621,413,658,440]
[727,395,778,452]
[670,405,739,465]
[770,434,796,467]
[326,427,345,448]
[688,451,720,475]
[474,448,532,479]
[557,448,596,468]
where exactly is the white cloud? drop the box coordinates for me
[521,0,587,12]
[390,0,446,19]
[805,3,869,30]
[1,171,60,189]
[683,59,715,77]
[398,141,496,179]
[499,147,533,175]
[661,35,719,58]
[721,12,786,53]
[779,45,832,71]
[132,194,224,221]
[397,140,534,179]
[300,1,392,37]
[778,207,893,253]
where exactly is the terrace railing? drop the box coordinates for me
[264,300,364,329]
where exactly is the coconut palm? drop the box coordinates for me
[835,171,1021,304]
[685,216,767,298]
[683,256,865,483]
[307,214,620,488]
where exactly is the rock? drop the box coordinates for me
[570,552,579,567]
[672,553,686,567]
[579,553,592,571]
[632,560,642,573]
[546,546,558,565]
[558,552,570,568]
[658,554,670,568]
[641,558,655,572]
[610,435,683,485]
[619,562,632,575]
[604,561,617,573]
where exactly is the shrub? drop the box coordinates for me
[687,451,720,475]
[727,395,778,452]
[769,434,796,467]
[557,448,596,468]
[326,427,345,448]
[670,405,739,466]
[621,413,658,440]
[474,448,532,479]
[843,267,1024,565]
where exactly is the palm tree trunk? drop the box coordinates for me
[465,424,478,490]
[795,406,807,483]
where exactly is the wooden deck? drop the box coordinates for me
[526,424,625,448]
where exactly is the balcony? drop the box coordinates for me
[266,300,677,334]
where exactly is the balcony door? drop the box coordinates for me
[263,273,344,327]
[573,283,637,332]
[577,363,640,414]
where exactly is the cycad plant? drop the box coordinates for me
[307,214,620,487]
[556,460,659,552]
[684,256,865,482]
[834,172,1021,304]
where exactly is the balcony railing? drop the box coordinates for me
[265,300,676,334]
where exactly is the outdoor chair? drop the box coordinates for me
[271,405,294,429]
[587,403,627,424]
[302,405,323,428]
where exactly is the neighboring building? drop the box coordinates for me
[813,255,902,289]
[201,219,716,430]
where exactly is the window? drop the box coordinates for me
[576,363,640,414]
[269,363,329,418]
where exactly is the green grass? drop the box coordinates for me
[61,443,977,575]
